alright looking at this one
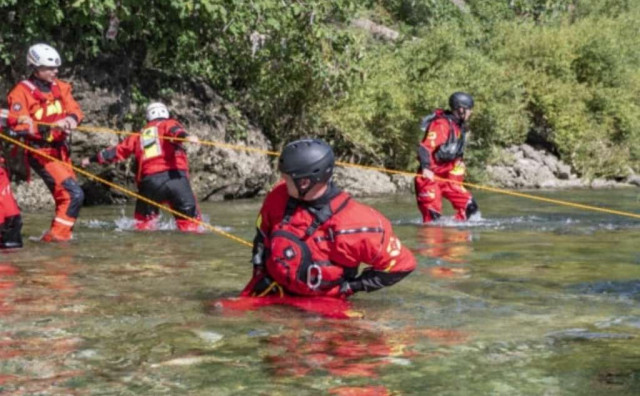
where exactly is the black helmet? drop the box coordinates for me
[449,92,474,110]
[279,138,335,196]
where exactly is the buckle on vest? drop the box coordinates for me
[307,263,322,290]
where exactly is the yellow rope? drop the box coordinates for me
[0,133,253,247]
[54,123,640,221]
[333,162,640,220]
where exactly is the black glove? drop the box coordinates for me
[251,245,264,265]
[251,231,268,276]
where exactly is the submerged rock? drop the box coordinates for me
[595,316,640,330]
[570,280,640,301]
[545,328,634,341]
[191,330,223,345]
[149,354,230,368]
[627,174,640,187]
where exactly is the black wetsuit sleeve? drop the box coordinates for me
[168,125,188,140]
[418,145,431,170]
[348,268,412,293]
[98,147,118,163]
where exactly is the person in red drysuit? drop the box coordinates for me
[6,43,84,242]
[242,138,416,298]
[0,110,23,248]
[415,92,479,223]
[82,102,201,232]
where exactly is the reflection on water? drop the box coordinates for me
[414,226,473,280]
[261,318,467,395]
[0,189,639,394]
[415,226,473,264]
[0,254,86,394]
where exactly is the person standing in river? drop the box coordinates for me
[242,138,416,298]
[0,110,23,248]
[81,102,202,232]
[6,43,84,242]
[415,92,479,223]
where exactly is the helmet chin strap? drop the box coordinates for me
[453,108,467,123]
[294,178,315,199]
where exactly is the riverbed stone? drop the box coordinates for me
[627,174,640,187]
[391,174,414,192]
[590,178,620,189]
[484,144,618,190]
[334,167,397,196]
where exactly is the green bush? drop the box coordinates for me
[1,0,638,180]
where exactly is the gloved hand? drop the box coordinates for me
[17,116,38,138]
[54,116,77,132]
[421,168,434,181]
[251,243,266,278]
[187,135,200,145]
[251,240,266,270]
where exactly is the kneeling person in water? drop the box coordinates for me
[82,102,201,232]
[242,138,416,298]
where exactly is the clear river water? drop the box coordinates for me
[1,188,639,395]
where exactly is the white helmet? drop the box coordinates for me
[27,43,62,68]
[146,102,170,121]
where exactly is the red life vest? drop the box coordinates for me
[135,118,190,181]
[266,192,357,296]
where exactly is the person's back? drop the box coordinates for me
[134,117,191,179]
[419,109,464,175]
[82,102,201,232]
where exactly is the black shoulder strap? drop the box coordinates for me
[442,113,457,145]
[304,194,351,238]
[445,114,466,156]
[283,193,352,238]
[282,198,299,224]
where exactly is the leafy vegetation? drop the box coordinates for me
[0,0,638,179]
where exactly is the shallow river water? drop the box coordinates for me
[1,188,639,395]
